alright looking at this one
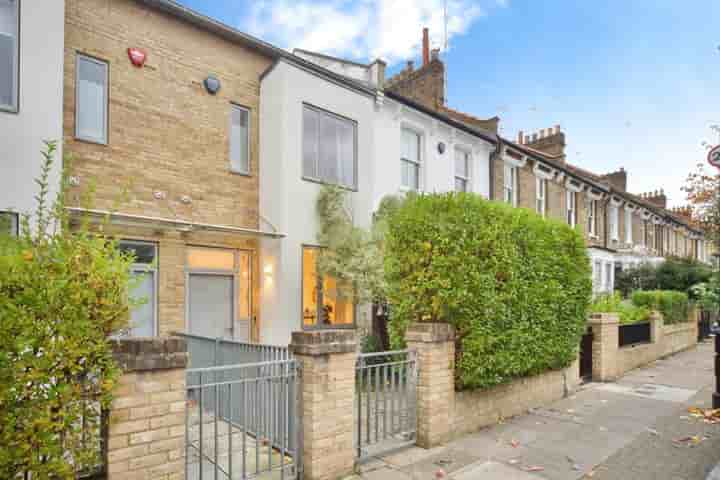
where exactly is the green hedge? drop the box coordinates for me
[589,292,650,324]
[631,290,690,324]
[384,193,592,390]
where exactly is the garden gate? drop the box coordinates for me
[355,350,418,459]
[179,333,301,480]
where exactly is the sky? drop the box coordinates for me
[179,0,720,207]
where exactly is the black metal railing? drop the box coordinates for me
[699,311,712,342]
[619,322,651,347]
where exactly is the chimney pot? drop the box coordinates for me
[430,48,440,61]
[539,130,545,139]
[422,28,430,66]
[406,60,414,71]
[532,133,538,142]
[518,131,524,144]
[554,124,561,134]
[524,135,530,144]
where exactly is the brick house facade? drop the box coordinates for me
[63,0,282,340]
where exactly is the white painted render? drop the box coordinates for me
[258,59,494,345]
[0,0,64,229]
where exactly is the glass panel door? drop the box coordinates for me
[129,270,155,337]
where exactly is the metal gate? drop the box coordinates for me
[180,333,301,479]
[579,327,593,381]
[355,350,417,459]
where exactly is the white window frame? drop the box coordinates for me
[302,104,358,190]
[454,148,471,193]
[593,260,602,292]
[401,127,422,192]
[624,208,633,244]
[610,205,619,241]
[503,164,517,206]
[0,210,18,236]
[75,53,109,145]
[604,262,613,292]
[588,199,597,237]
[0,0,19,113]
[566,191,576,227]
[535,177,546,217]
[229,103,250,175]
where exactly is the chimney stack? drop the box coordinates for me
[520,125,566,162]
[641,190,667,209]
[517,131,524,144]
[600,167,627,192]
[422,28,430,66]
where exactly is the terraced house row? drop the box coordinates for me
[1,0,711,346]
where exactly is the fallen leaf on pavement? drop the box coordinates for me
[510,439,520,448]
[524,466,544,472]
[646,428,659,436]
[435,469,446,479]
[508,458,520,465]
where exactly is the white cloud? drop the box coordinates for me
[241,0,503,65]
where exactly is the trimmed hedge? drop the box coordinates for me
[631,290,690,324]
[384,193,592,390]
[589,292,650,324]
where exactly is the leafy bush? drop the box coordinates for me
[384,192,592,390]
[589,292,650,324]
[616,258,711,298]
[631,290,690,324]
[0,143,133,478]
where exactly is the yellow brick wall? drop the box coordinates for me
[64,0,273,229]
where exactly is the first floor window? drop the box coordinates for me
[503,164,517,206]
[454,149,471,192]
[588,199,597,236]
[0,0,19,112]
[605,262,613,292]
[302,246,354,328]
[566,191,576,227]
[76,54,109,144]
[230,104,250,174]
[625,208,633,244]
[302,104,356,189]
[593,260,602,290]
[0,211,18,236]
[536,178,546,217]
[609,205,619,241]
[401,128,421,191]
[119,241,157,337]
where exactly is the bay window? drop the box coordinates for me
[625,208,633,244]
[302,104,357,189]
[401,128,421,191]
[0,0,19,112]
[588,199,597,236]
[609,205,619,241]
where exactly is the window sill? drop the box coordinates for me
[75,136,108,147]
[302,176,358,192]
[229,168,252,177]
[0,106,19,115]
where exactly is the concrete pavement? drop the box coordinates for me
[351,340,720,480]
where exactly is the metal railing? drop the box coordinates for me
[186,359,300,480]
[355,350,417,459]
[176,332,292,369]
[619,322,651,347]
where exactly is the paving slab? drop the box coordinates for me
[452,461,541,480]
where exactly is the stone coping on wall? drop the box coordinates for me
[110,336,188,372]
[406,322,455,343]
[289,329,357,355]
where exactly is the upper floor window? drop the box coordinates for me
[535,178,546,217]
[76,54,108,144]
[454,149,470,192]
[230,104,250,174]
[302,104,357,189]
[566,191,576,227]
[0,211,18,236]
[0,0,19,113]
[588,199,597,236]
[503,164,517,206]
[401,128,421,191]
[609,205,619,241]
[624,208,633,244]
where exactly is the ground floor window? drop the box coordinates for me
[302,246,354,328]
[118,240,158,337]
[186,247,252,340]
[0,211,18,236]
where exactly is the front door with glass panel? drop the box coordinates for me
[186,247,252,341]
[119,241,157,337]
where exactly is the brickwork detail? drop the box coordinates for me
[108,338,188,480]
[290,330,357,480]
